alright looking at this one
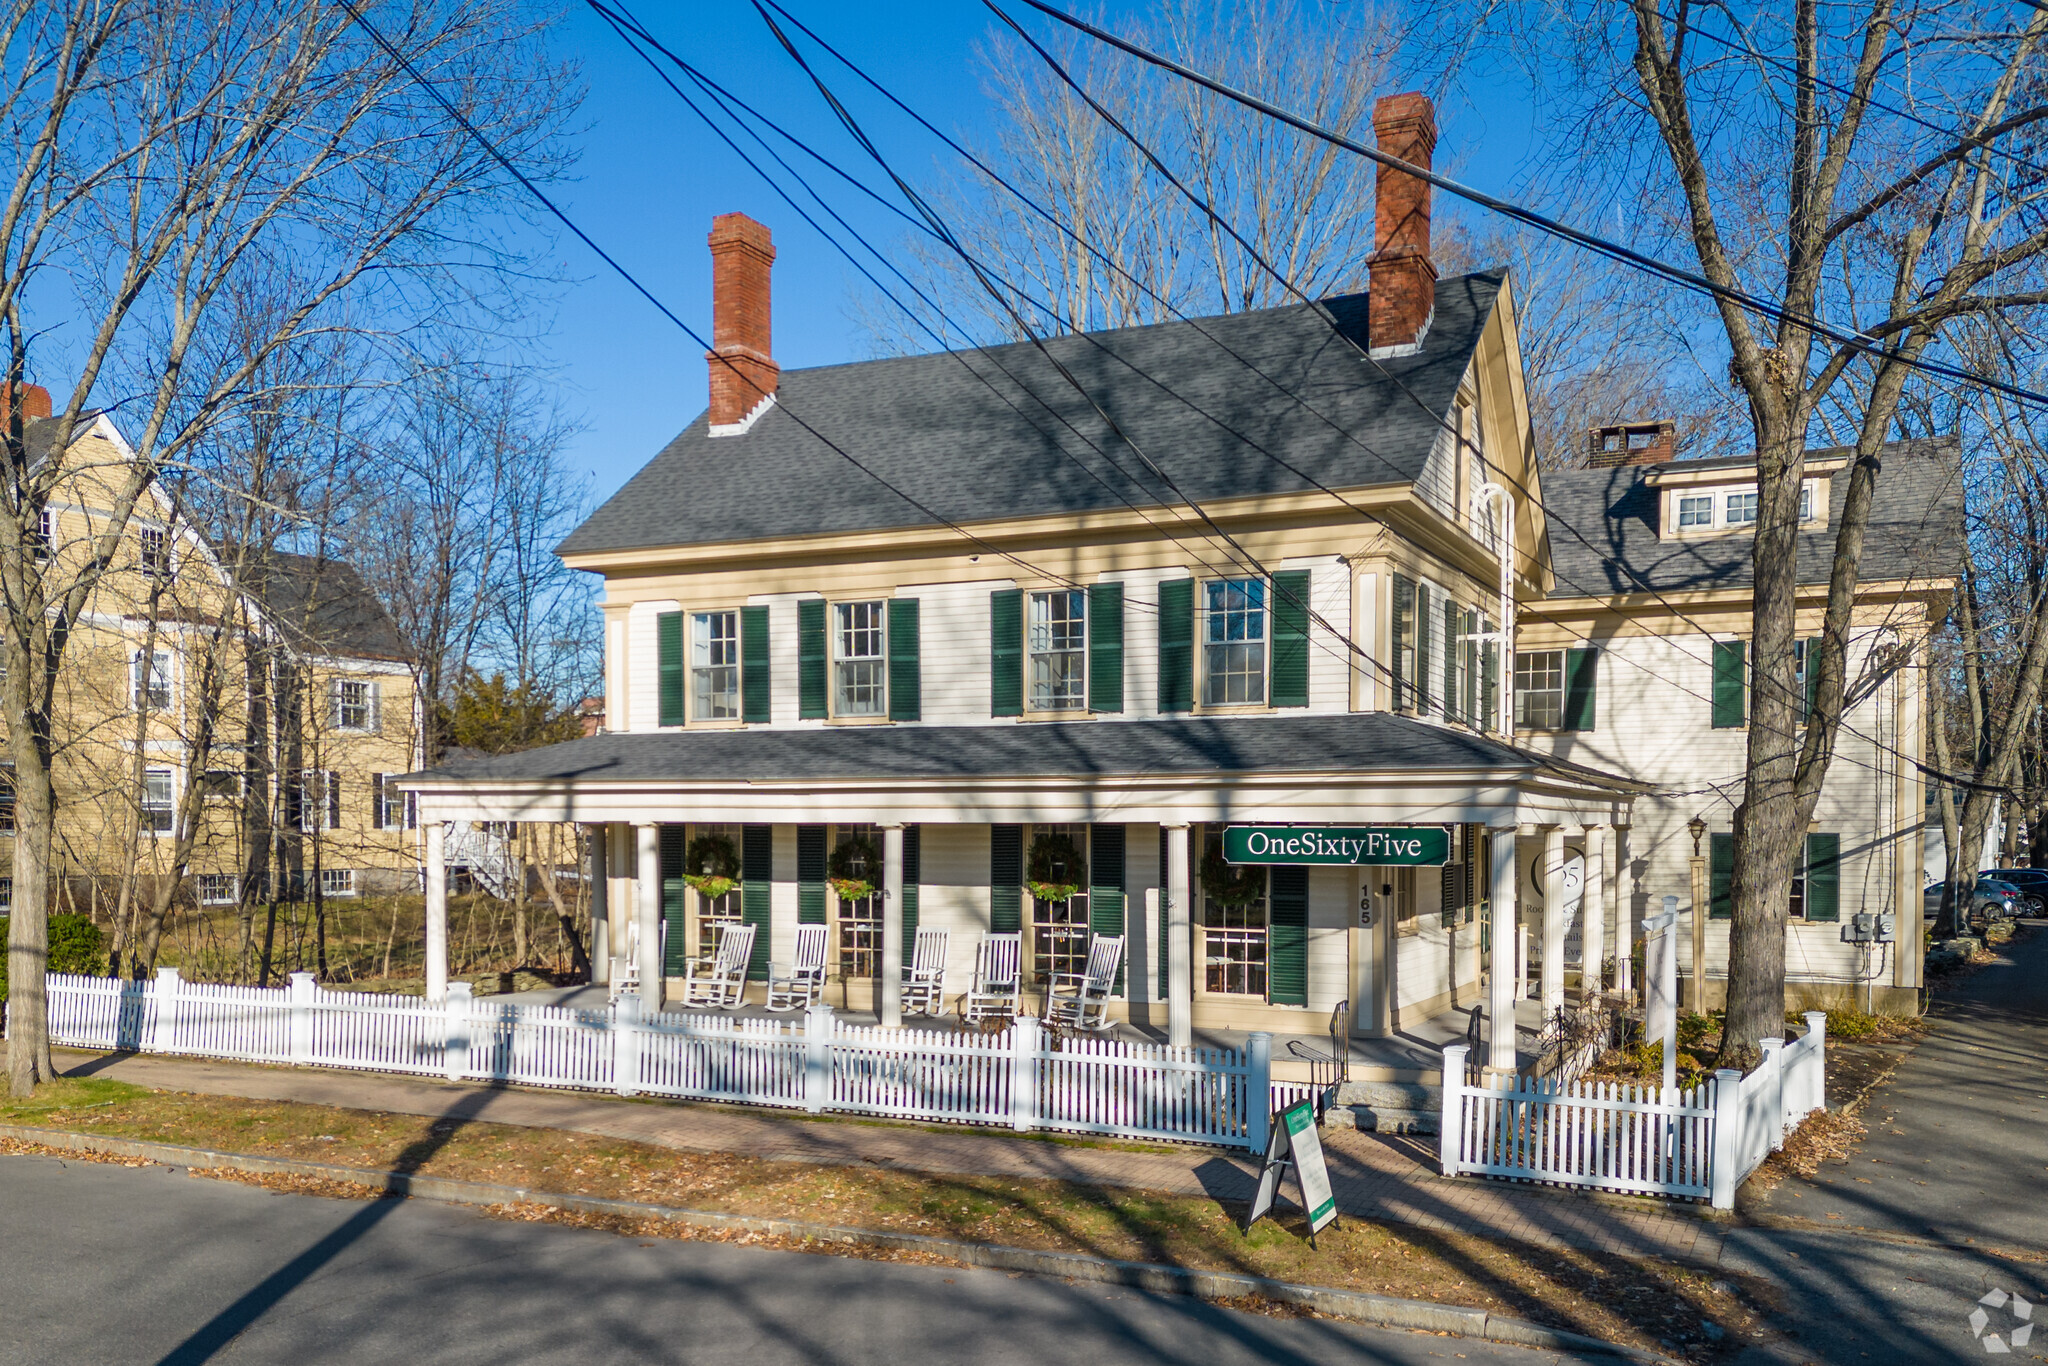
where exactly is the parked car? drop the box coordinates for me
[1981,868,2048,916]
[1973,877,2025,921]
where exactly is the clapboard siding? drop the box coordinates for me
[916,823,994,994]
[1518,628,1916,985]
[1281,555,1351,715]
[1115,566,1187,720]
[901,579,1013,725]
[745,592,819,727]
[1416,421,1459,522]
[626,600,678,734]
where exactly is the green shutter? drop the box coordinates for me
[661,825,691,976]
[1804,832,1840,921]
[1712,640,1747,728]
[741,605,770,723]
[1563,647,1598,732]
[741,824,773,980]
[1710,832,1734,920]
[990,589,1023,718]
[990,824,1022,932]
[901,827,921,967]
[1088,581,1124,713]
[1442,596,1460,722]
[1479,624,1497,733]
[1415,583,1434,713]
[797,600,827,719]
[657,611,685,727]
[797,825,827,925]
[1803,637,1820,721]
[1461,610,1479,722]
[1157,578,1193,712]
[1269,570,1311,708]
[888,597,920,721]
[1391,574,1414,712]
[1267,865,1308,1006]
[1089,824,1126,991]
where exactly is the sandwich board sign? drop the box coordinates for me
[1244,1100,1338,1242]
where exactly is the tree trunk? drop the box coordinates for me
[6,722,58,1096]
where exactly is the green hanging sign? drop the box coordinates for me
[1222,825,1450,867]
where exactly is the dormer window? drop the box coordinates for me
[1665,479,1821,536]
[1678,495,1713,528]
[1724,491,1759,526]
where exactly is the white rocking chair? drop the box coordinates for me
[962,932,1022,1025]
[681,923,756,1010]
[1045,934,1124,1032]
[607,917,666,1004]
[766,924,829,1012]
[903,927,950,1016]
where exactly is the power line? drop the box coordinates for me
[743,0,1973,787]
[1014,0,2048,415]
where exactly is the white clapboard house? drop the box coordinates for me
[401,93,1958,1068]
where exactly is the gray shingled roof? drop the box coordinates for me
[405,711,1634,790]
[1539,437,1964,601]
[234,552,412,662]
[558,273,1506,555]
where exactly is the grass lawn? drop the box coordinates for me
[1,1076,1771,1360]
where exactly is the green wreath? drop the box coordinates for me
[1026,831,1086,904]
[828,834,879,902]
[1200,842,1266,906]
[682,832,741,900]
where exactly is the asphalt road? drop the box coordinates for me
[0,1153,1596,1366]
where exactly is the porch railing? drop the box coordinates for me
[39,969,1273,1152]
[1437,1012,1828,1209]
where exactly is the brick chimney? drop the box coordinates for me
[1586,420,1677,468]
[2,383,52,425]
[706,213,778,433]
[1367,92,1438,358]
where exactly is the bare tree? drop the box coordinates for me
[1,0,576,1094]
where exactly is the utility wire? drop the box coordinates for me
[1015,0,2048,415]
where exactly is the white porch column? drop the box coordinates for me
[1165,823,1192,1048]
[424,820,449,1004]
[1581,824,1606,1002]
[1540,825,1567,1018]
[881,824,904,1028]
[1613,822,1634,995]
[636,823,663,1012]
[1486,824,1519,1075]
[587,824,609,985]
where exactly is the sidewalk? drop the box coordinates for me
[57,1045,1721,1265]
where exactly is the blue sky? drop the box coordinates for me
[540,2,1542,506]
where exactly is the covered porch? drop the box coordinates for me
[400,712,1640,1080]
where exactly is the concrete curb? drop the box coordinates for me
[0,1122,1672,1363]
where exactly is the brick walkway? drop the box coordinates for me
[57,1047,1722,1265]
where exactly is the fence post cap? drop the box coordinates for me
[1442,1043,1470,1062]
[288,971,316,986]
[1760,1036,1784,1052]
[615,994,641,1022]
[446,981,473,1001]
[154,966,181,982]
[1803,1010,1828,1032]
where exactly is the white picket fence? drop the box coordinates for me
[1438,1012,1828,1209]
[40,970,1273,1151]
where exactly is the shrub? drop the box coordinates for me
[0,914,108,1003]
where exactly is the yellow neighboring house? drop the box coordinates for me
[2,385,421,926]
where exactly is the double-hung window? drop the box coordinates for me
[139,526,172,579]
[833,601,886,717]
[141,767,175,835]
[133,648,173,711]
[1202,578,1266,706]
[1678,494,1714,528]
[29,508,53,562]
[0,764,15,832]
[332,679,374,731]
[292,770,339,833]
[1724,491,1759,526]
[692,610,740,720]
[1514,650,1565,729]
[1027,590,1086,711]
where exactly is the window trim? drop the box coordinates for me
[689,607,743,724]
[331,677,376,732]
[140,766,177,838]
[829,599,889,720]
[139,525,173,579]
[132,647,175,712]
[1024,588,1089,715]
[196,873,239,906]
[1197,576,1271,710]
[318,867,358,899]
[1666,480,1824,537]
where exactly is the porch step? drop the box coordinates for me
[1324,1080,1442,1134]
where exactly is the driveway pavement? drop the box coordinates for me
[0,1151,1605,1366]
